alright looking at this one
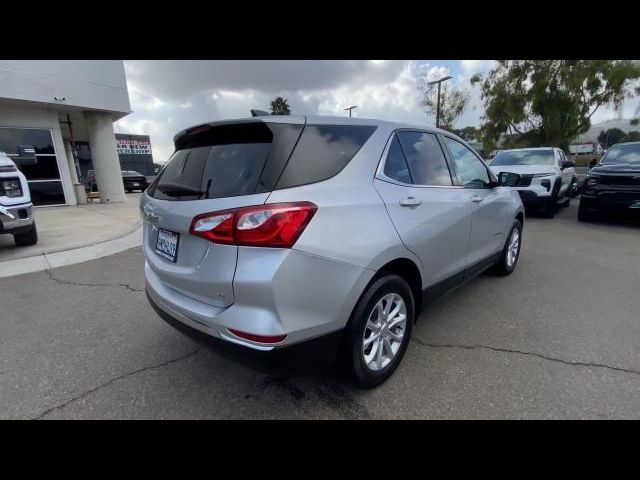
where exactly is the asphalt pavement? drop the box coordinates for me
[1,201,639,419]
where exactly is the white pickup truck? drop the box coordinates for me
[0,152,38,246]
[488,147,577,218]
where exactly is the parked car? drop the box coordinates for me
[85,170,149,193]
[0,152,37,246]
[141,116,525,387]
[122,171,148,192]
[488,147,577,218]
[578,141,640,222]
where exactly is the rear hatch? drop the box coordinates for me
[140,118,305,307]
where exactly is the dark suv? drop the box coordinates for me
[85,170,149,193]
[579,142,640,222]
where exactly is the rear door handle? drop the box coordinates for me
[471,195,483,203]
[399,197,422,207]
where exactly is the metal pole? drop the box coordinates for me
[436,82,441,129]
[428,75,452,130]
[344,106,358,118]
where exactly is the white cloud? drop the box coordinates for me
[116,60,436,163]
[114,60,640,164]
[460,60,496,75]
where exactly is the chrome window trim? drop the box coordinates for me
[374,130,463,189]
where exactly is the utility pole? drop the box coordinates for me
[344,105,358,118]
[427,76,452,128]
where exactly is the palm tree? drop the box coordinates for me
[270,97,291,115]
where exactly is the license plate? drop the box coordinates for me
[155,229,179,262]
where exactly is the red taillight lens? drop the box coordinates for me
[189,202,317,248]
[228,328,287,344]
[0,165,17,173]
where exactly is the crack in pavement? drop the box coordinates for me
[411,337,640,377]
[32,347,202,420]
[45,269,144,292]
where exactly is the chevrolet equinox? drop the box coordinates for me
[142,116,525,387]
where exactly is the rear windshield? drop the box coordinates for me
[601,143,640,165]
[491,150,555,166]
[148,122,376,201]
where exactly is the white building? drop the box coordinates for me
[0,60,131,206]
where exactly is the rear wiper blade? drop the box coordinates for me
[156,183,203,196]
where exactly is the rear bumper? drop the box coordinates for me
[0,203,34,234]
[144,248,374,351]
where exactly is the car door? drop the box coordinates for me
[373,130,472,287]
[441,136,510,269]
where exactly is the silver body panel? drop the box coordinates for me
[143,116,524,350]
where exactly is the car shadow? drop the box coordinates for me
[162,311,345,381]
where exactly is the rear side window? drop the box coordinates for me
[149,122,301,201]
[275,125,376,189]
[383,136,412,184]
[396,131,452,186]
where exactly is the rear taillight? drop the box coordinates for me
[0,165,17,173]
[189,202,317,248]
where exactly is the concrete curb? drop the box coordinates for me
[0,226,143,278]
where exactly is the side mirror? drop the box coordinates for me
[561,160,575,169]
[498,172,521,187]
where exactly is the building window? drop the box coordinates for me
[0,127,66,206]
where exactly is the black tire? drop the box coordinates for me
[561,181,574,207]
[13,223,38,247]
[569,177,579,198]
[490,220,522,276]
[341,274,414,388]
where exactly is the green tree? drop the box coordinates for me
[625,131,640,142]
[470,60,640,150]
[270,96,291,115]
[598,128,627,148]
[418,76,469,130]
[450,126,480,142]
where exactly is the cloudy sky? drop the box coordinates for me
[114,60,639,164]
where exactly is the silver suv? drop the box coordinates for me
[141,116,525,387]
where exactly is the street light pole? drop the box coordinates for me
[344,105,358,118]
[427,76,452,129]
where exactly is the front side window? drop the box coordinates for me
[444,137,491,188]
[396,131,452,186]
